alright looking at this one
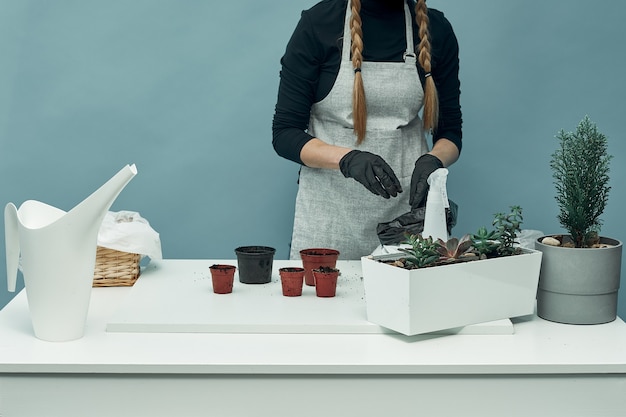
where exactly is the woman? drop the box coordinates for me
[272,0,462,259]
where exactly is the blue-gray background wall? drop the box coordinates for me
[1,1,625,319]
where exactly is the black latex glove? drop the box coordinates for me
[409,153,444,209]
[339,150,402,199]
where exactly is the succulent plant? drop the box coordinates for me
[435,235,473,261]
[470,226,500,259]
[493,205,523,256]
[395,205,524,268]
[398,234,440,268]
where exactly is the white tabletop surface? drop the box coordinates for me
[1,259,626,376]
[106,259,514,335]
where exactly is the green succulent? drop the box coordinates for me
[398,234,440,268]
[470,206,524,258]
[493,205,523,256]
[396,206,524,268]
[471,226,500,258]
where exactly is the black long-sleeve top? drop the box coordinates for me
[272,0,462,165]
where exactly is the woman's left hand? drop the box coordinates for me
[409,154,443,209]
[410,139,460,208]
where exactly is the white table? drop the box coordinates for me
[1,260,626,417]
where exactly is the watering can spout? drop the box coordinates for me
[69,163,138,227]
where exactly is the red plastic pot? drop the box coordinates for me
[300,248,340,286]
[209,264,236,294]
[279,267,305,297]
[312,267,340,297]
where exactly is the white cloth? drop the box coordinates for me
[97,211,162,259]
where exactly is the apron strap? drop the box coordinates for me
[403,2,416,65]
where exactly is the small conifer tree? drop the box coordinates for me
[550,116,611,247]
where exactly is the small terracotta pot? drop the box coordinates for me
[279,267,305,297]
[312,267,340,298]
[300,248,340,286]
[209,264,236,294]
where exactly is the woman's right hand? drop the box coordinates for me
[339,150,402,199]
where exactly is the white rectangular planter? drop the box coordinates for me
[361,249,542,336]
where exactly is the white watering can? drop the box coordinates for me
[4,164,137,341]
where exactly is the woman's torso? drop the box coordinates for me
[272,0,462,164]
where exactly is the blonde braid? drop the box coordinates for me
[350,0,367,144]
[415,0,439,133]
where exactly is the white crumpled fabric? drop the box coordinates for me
[517,229,544,250]
[97,211,162,260]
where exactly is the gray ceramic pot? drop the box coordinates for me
[535,236,622,325]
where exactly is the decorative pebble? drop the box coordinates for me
[592,243,614,249]
[541,237,561,246]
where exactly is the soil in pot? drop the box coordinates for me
[234,246,276,284]
[209,264,236,294]
[312,266,340,297]
[300,248,340,286]
[279,267,305,297]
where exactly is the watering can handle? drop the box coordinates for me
[5,203,19,292]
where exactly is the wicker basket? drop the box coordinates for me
[93,246,141,287]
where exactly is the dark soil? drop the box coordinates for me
[281,267,304,272]
[313,266,339,273]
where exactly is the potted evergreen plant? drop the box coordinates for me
[361,206,543,336]
[535,115,622,324]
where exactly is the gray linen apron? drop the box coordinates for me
[290,0,428,260]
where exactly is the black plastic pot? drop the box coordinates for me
[234,246,276,284]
